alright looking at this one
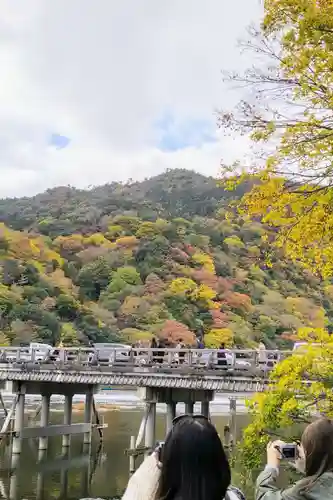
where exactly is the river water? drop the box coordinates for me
[0,390,253,500]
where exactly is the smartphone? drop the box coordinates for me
[279,444,297,460]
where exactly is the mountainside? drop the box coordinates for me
[0,169,331,349]
[0,169,251,236]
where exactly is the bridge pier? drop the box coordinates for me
[166,402,176,433]
[12,385,25,455]
[137,387,214,452]
[201,401,210,419]
[228,397,237,446]
[185,402,194,415]
[144,402,156,455]
[9,469,18,500]
[84,387,94,446]
[36,469,44,500]
[62,393,73,448]
[38,392,50,451]
[8,381,100,457]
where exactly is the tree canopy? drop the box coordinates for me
[240,328,333,471]
[218,0,333,476]
[219,0,333,278]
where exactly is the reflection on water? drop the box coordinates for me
[0,406,250,500]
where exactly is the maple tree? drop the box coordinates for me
[158,319,196,346]
[240,328,333,470]
[219,0,333,277]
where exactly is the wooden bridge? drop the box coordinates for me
[0,346,291,463]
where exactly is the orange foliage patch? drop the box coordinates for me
[158,320,196,346]
[222,291,252,312]
[209,309,228,328]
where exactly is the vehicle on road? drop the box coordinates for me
[93,343,130,364]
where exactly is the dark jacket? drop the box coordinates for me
[256,467,333,500]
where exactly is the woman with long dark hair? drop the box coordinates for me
[256,417,333,500]
[122,415,244,500]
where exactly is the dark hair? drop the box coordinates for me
[151,338,157,348]
[302,417,333,477]
[156,416,231,500]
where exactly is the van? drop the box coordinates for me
[29,342,52,361]
[93,343,130,364]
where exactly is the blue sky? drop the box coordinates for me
[155,113,216,152]
[49,134,70,150]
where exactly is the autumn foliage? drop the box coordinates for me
[157,320,196,346]
[0,170,332,348]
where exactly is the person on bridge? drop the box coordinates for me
[122,415,245,500]
[217,343,228,367]
[258,342,267,366]
[150,337,159,363]
[256,417,333,500]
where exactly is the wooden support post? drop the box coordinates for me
[81,464,90,499]
[84,388,93,445]
[60,468,69,499]
[38,393,50,451]
[166,402,176,433]
[12,388,25,455]
[92,397,103,442]
[28,400,42,423]
[0,395,18,440]
[10,453,19,471]
[185,402,194,415]
[62,394,73,448]
[144,402,156,456]
[129,435,135,475]
[201,401,210,419]
[135,406,149,448]
[38,449,47,462]
[0,391,8,417]
[224,425,231,449]
[229,398,237,447]
[9,471,18,500]
[36,471,44,500]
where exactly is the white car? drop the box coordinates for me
[93,343,131,364]
[195,350,251,369]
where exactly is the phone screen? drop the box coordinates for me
[281,444,296,459]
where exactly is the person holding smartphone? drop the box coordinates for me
[256,417,333,500]
[122,414,245,500]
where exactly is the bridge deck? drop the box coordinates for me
[0,347,288,392]
[0,366,269,392]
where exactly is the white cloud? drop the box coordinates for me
[0,0,262,197]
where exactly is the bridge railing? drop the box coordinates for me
[0,347,293,375]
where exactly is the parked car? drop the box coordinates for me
[195,349,251,369]
[29,342,53,361]
[93,343,131,364]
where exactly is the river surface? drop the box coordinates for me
[0,390,254,500]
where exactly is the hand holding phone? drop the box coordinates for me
[278,443,297,460]
[267,440,297,468]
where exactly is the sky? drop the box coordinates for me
[0,0,262,197]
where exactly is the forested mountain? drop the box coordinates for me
[0,169,252,236]
[0,169,330,349]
